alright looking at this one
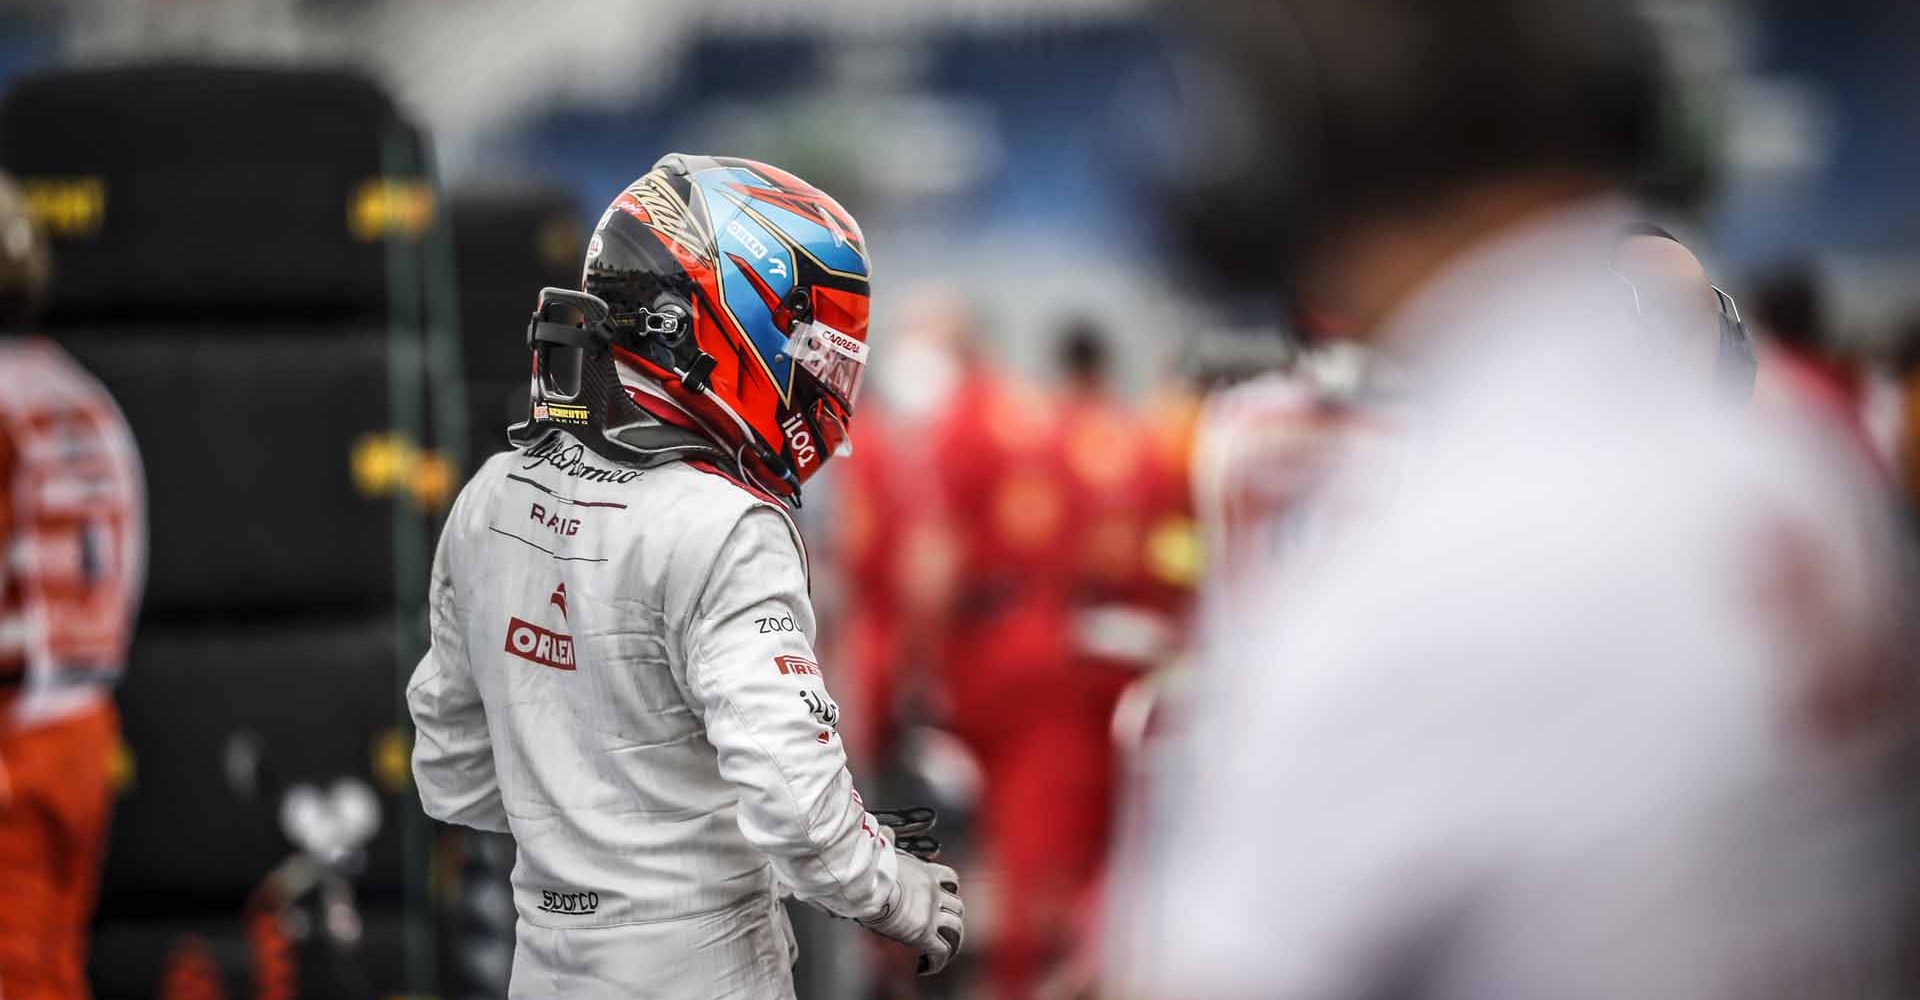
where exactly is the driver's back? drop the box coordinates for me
[416,432,801,927]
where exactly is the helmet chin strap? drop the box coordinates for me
[697,387,802,500]
[617,360,805,506]
[734,442,799,509]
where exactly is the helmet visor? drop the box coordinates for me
[786,319,868,411]
[808,396,854,460]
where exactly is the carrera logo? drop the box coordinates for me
[506,617,576,671]
[815,324,868,360]
[775,654,820,677]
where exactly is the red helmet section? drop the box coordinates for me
[588,154,871,500]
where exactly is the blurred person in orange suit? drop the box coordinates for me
[830,300,991,998]
[1056,319,1195,682]
[0,174,145,1000]
[898,294,1093,1000]
[806,396,953,998]
[1133,370,1203,657]
[815,399,915,773]
[1036,323,1204,1000]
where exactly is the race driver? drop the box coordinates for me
[407,154,963,999]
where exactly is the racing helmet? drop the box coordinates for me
[514,153,871,504]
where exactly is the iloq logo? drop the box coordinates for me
[505,617,575,671]
[780,413,819,470]
[799,689,840,729]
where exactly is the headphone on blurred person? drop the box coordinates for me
[1710,285,1758,398]
[1150,0,1698,300]
[1613,223,1757,399]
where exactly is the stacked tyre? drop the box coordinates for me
[0,64,449,1000]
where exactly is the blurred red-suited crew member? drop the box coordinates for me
[0,173,146,1000]
[915,301,1121,999]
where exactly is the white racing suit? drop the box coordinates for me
[408,431,901,999]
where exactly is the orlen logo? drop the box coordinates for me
[505,617,575,671]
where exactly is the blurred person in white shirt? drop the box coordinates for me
[1106,1,1919,998]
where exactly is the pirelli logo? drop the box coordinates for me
[505,617,576,671]
[775,655,820,677]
